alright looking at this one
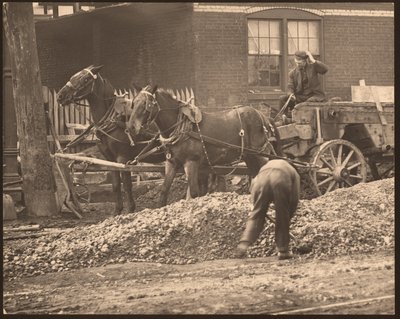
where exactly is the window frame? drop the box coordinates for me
[247,9,324,93]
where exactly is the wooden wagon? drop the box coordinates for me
[277,96,394,195]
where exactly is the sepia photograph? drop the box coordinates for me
[2,1,395,315]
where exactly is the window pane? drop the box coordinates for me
[248,20,259,37]
[259,38,269,54]
[298,38,308,51]
[248,38,258,54]
[309,39,320,55]
[259,20,269,37]
[288,21,298,38]
[308,21,319,38]
[248,19,282,88]
[288,38,297,54]
[248,55,280,87]
[270,21,280,37]
[298,21,308,37]
[270,38,281,54]
[248,56,259,86]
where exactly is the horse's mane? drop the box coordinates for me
[154,87,183,105]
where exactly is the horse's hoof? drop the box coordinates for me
[278,251,293,260]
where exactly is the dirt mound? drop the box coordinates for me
[3,178,394,281]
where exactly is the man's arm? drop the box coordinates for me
[306,51,328,74]
[287,70,295,94]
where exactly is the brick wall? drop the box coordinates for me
[192,10,393,108]
[193,12,248,108]
[323,16,394,100]
[36,10,194,93]
[83,10,194,92]
[36,23,93,89]
[36,4,393,105]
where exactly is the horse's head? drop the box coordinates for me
[127,84,159,136]
[56,65,104,105]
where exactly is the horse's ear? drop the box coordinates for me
[150,85,158,94]
[92,65,104,74]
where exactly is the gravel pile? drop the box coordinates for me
[3,178,394,281]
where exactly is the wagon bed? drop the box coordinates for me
[276,100,394,195]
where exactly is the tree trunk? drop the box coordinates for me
[3,2,57,217]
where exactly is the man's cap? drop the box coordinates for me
[294,50,308,61]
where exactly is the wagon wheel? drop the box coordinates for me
[73,182,91,204]
[310,139,367,196]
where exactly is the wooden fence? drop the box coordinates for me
[43,86,196,153]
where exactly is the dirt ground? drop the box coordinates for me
[3,177,395,315]
[3,251,395,314]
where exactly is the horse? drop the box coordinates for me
[127,84,282,207]
[56,65,165,214]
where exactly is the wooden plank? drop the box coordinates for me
[74,102,80,125]
[55,90,65,135]
[53,90,60,135]
[79,104,85,124]
[69,102,75,127]
[47,87,54,135]
[42,86,49,104]
[47,135,98,143]
[351,85,394,103]
[85,105,90,125]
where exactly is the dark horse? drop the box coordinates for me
[127,85,282,207]
[56,65,165,214]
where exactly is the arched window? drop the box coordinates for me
[247,8,323,92]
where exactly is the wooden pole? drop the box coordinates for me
[3,2,58,217]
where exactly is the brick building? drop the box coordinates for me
[35,2,394,111]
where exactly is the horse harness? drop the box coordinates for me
[63,70,150,150]
[135,89,278,172]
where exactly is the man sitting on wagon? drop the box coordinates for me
[278,50,328,124]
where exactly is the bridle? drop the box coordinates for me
[139,89,161,130]
[65,68,98,102]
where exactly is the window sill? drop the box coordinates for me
[248,91,283,100]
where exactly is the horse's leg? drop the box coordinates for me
[96,144,123,215]
[198,167,209,196]
[160,160,177,207]
[110,171,123,215]
[184,160,200,199]
[117,156,135,213]
[121,171,135,213]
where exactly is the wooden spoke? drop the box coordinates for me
[329,147,337,166]
[317,176,334,187]
[311,139,367,197]
[342,150,355,167]
[320,156,334,171]
[337,144,343,165]
[349,174,364,180]
[343,179,353,187]
[347,161,362,171]
[325,180,337,193]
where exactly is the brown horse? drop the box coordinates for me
[127,85,282,207]
[56,66,165,214]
